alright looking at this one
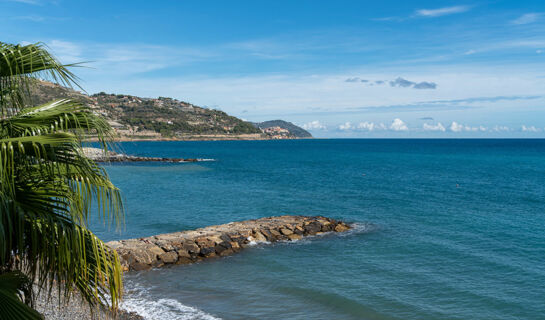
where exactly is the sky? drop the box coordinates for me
[1,0,545,138]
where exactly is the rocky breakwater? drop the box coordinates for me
[83,147,212,163]
[107,215,350,271]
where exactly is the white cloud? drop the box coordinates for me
[416,6,470,17]
[356,121,387,131]
[449,122,488,132]
[390,118,408,131]
[511,13,542,25]
[46,39,214,75]
[301,120,326,130]
[48,40,83,63]
[422,122,446,132]
[338,122,353,131]
[492,125,510,132]
[521,125,541,132]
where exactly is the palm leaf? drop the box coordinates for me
[0,272,43,320]
[0,41,125,316]
[0,41,82,116]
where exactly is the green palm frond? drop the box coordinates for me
[0,41,82,116]
[0,41,124,316]
[0,272,43,320]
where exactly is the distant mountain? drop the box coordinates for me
[29,81,308,140]
[253,120,312,138]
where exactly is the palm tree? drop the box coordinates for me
[0,42,123,318]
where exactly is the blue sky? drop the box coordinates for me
[2,0,545,137]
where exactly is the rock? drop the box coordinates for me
[253,231,268,242]
[269,229,282,238]
[159,251,178,264]
[200,247,216,257]
[294,226,304,235]
[334,223,350,232]
[177,249,191,259]
[229,234,247,245]
[260,229,276,241]
[304,221,322,235]
[280,228,293,236]
[195,237,215,249]
[219,234,232,242]
[321,222,333,232]
[176,257,193,264]
[131,262,151,271]
[130,245,164,265]
[218,247,234,256]
[287,234,302,241]
[230,241,241,251]
[179,241,200,255]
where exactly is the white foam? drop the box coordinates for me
[246,237,271,246]
[341,222,377,236]
[120,284,221,320]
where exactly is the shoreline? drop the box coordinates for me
[36,216,350,319]
[109,136,314,142]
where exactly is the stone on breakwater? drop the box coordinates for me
[106,215,350,271]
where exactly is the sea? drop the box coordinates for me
[90,139,545,320]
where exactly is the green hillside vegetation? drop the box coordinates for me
[30,81,311,139]
[31,81,260,137]
[92,93,259,136]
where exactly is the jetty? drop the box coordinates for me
[83,147,212,163]
[107,215,350,271]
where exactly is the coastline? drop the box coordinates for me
[37,216,349,319]
[110,136,313,142]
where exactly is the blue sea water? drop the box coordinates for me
[90,139,545,320]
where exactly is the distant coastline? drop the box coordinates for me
[32,81,313,141]
[110,135,314,142]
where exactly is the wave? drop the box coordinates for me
[120,283,221,320]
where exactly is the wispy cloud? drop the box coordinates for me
[449,122,487,132]
[13,15,45,22]
[301,120,327,130]
[46,39,215,75]
[338,121,389,132]
[345,77,369,83]
[346,77,437,89]
[6,0,42,4]
[511,13,542,25]
[521,125,541,132]
[415,6,471,18]
[423,122,446,132]
[357,121,386,131]
[13,15,67,22]
[420,95,542,104]
[491,125,510,132]
[389,77,437,89]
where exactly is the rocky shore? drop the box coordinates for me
[35,216,348,319]
[83,147,213,163]
[107,215,350,271]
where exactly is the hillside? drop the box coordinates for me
[254,120,312,138]
[29,81,311,140]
